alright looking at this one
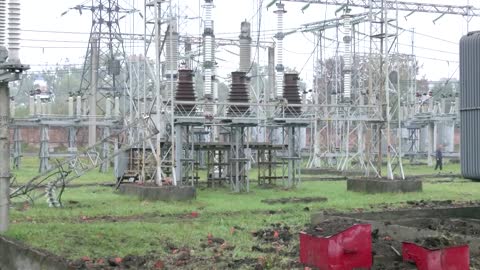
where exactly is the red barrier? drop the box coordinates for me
[299,224,372,270]
[402,242,469,270]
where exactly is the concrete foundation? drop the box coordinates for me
[301,168,362,176]
[347,178,422,194]
[0,236,69,270]
[118,184,196,201]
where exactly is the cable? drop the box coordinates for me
[246,0,264,75]
[299,34,318,74]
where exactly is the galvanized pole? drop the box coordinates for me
[88,38,99,147]
[1,0,27,223]
[0,80,9,233]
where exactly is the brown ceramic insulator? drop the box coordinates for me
[175,69,197,113]
[228,71,250,115]
[283,73,302,115]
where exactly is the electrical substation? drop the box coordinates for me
[1,0,480,269]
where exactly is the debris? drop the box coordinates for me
[390,245,401,257]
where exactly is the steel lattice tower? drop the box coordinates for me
[76,0,132,113]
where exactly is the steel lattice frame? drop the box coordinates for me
[77,0,132,112]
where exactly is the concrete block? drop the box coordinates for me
[0,236,69,270]
[347,178,422,194]
[118,184,196,201]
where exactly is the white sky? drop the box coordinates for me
[20,0,478,89]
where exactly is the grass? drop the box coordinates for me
[11,157,115,185]
[5,160,480,261]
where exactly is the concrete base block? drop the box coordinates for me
[0,236,69,270]
[347,178,422,194]
[118,184,196,201]
[301,168,362,177]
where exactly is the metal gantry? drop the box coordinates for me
[8,0,468,203]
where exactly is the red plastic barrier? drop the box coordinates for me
[402,242,469,270]
[299,224,372,270]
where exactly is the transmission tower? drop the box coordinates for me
[65,0,135,147]
[73,1,134,112]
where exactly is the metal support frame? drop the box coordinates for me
[12,127,21,169]
[10,115,158,202]
[100,126,111,172]
[280,124,302,188]
[77,0,131,107]
[175,125,197,186]
[0,52,30,233]
[282,0,480,17]
[230,125,250,192]
[67,126,77,157]
[39,125,49,173]
[206,146,228,188]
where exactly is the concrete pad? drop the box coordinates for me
[118,184,196,201]
[0,236,69,270]
[301,168,360,176]
[347,178,422,194]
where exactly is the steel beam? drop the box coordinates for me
[282,0,480,16]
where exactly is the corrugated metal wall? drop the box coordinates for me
[460,31,480,180]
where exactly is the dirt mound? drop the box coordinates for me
[303,218,360,237]
[374,199,480,210]
[261,196,327,205]
[414,236,459,249]
[252,223,293,243]
[397,217,480,236]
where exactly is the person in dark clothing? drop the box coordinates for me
[435,145,443,171]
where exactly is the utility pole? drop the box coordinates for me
[0,77,9,233]
[0,0,28,233]
[88,38,99,146]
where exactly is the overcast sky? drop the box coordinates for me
[19,0,479,89]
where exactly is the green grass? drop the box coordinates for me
[11,157,115,185]
[5,162,480,261]
[2,158,474,265]
[401,160,461,175]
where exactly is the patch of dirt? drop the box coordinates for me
[397,217,480,236]
[261,196,327,205]
[414,236,458,249]
[303,218,360,237]
[69,255,153,269]
[250,223,303,269]
[373,199,480,211]
[252,223,293,243]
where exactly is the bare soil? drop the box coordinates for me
[373,199,480,211]
[20,199,480,269]
[261,196,328,205]
[396,217,480,236]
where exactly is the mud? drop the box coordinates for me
[252,223,293,244]
[261,196,328,205]
[397,217,480,236]
[373,199,480,211]
[414,236,459,249]
[303,218,361,237]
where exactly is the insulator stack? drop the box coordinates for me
[165,18,179,100]
[228,71,250,115]
[239,21,252,73]
[342,14,352,100]
[274,3,286,98]
[283,73,302,115]
[0,0,6,46]
[8,0,20,62]
[175,69,196,113]
[184,39,192,69]
[203,0,215,97]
